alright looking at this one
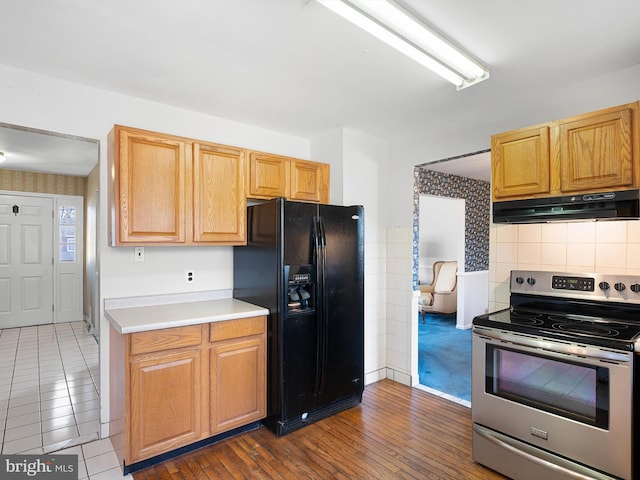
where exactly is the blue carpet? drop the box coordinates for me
[418,313,471,402]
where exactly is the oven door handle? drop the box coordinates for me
[473,327,631,363]
[473,424,619,480]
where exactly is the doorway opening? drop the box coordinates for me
[417,195,469,401]
[0,123,100,454]
[412,153,491,405]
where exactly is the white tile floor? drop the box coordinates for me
[0,322,131,478]
[56,438,133,480]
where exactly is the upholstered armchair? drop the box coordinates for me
[418,261,458,323]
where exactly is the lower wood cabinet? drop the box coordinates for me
[129,347,204,461]
[109,316,266,468]
[210,335,266,433]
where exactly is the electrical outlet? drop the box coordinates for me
[186,271,194,283]
[134,246,144,262]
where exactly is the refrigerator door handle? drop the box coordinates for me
[317,216,329,393]
[312,216,325,394]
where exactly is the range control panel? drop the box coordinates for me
[551,275,595,292]
[510,270,640,304]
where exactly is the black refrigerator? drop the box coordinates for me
[233,198,364,436]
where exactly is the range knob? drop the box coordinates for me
[515,277,524,284]
[527,277,536,286]
[599,281,610,291]
[631,283,640,293]
[614,282,626,292]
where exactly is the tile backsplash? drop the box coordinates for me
[489,220,640,310]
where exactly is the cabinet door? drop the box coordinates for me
[290,159,327,203]
[559,107,634,192]
[117,128,188,243]
[193,143,246,244]
[248,152,287,198]
[129,348,203,462]
[491,126,550,200]
[210,335,266,434]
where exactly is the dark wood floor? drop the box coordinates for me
[133,380,507,479]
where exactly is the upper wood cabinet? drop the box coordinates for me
[491,101,640,201]
[193,142,245,243]
[290,158,329,203]
[247,151,330,204]
[247,152,287,198]
[112,128,189,243]
[109,125,246,246]
[492,125,550,200]
[557,107,634,192]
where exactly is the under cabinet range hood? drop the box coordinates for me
[492,189,640,223]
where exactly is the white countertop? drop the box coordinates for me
[105,296,269,334]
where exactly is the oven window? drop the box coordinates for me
[485,345,609,429]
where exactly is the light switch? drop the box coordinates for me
[134,246,144,262]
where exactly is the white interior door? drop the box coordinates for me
[0,194,54,329]
[55,196,84,323]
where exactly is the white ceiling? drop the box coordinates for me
[417,151,491,182]
[1,0,639,180]
[0,125,98,176]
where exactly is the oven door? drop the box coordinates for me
[472,327,634,480]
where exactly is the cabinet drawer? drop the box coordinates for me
[210,316,266,342]
[130,325,203,355]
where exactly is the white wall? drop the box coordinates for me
[311,128,344,204]
[312,128,389,384]
[85,164,100,335]
[418,195,465,284]
[456,270,489,330]
[343,130,389,384]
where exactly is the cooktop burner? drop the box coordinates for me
[549,318,638,338]
[509,310,544,326]
[474,307,640,350]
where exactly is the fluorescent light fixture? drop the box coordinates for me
[315,0,489,89]
[0,152,5,163]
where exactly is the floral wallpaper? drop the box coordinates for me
[413,165,490,289]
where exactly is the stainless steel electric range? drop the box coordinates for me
[472,270,640,480]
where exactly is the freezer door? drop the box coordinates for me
[317,204,364,405]
[280,201,320,422]
[281,312,319,420]
[282,201,318,266]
